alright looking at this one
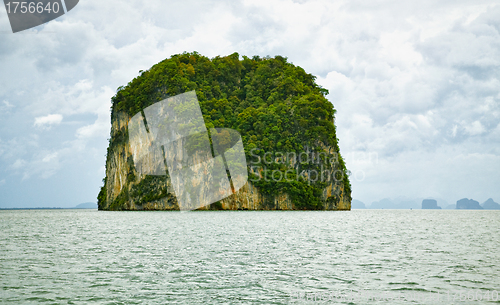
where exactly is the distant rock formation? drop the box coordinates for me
[351,199,366,209]
[422,199,441,209]
[456,198,483,210]
[482,198,500,210]
[369,198,420,209]
[74,202,98,209]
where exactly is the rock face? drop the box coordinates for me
[456,198,483,210]
[422,199,441,209]
[98,53,351,211]
[482,198,500,210]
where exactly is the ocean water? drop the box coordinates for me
[0,209,499,304]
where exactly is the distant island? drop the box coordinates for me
[456,198,500,210]
[422,199,441,209]
[350,197,499,210]
[0,207,64,210]
[351,199,366,209]
[456,198,483,209]
[74,202,98,209]
[481,198,500,210]
[0,202,97,210]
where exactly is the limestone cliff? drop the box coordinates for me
[98,52,351,211]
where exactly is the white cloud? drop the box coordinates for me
[42,152,58,163]
[34,114,63,128]
[14,150,62,180]
[11,159,26,169]
[0,179,5,186]
[0,100,14,116]
[2,100,13,108]
[464,120,486,136]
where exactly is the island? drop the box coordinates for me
[482,198,500,210]
[456,198,483,210]
[422,199,442,209]
[97,52,351,211]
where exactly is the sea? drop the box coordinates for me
[0,209,499,304]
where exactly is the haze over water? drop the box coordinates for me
[1,209,499,304]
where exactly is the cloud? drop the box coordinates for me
[464,121,486,136]
[11,159,27,170]
[76,117,109,140]
[0,101,14,119]
[7,149,62,180]
[34,114,63,128]
[0,179,5,186]
[1,100,14,109]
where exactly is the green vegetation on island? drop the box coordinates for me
[98,52,351,210]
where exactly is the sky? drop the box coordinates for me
[0,0,499,208]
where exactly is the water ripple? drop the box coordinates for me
[0,209,499,304]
